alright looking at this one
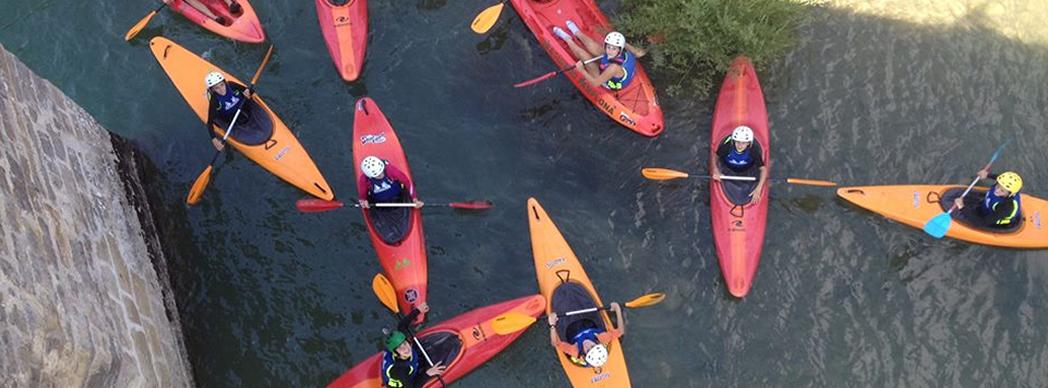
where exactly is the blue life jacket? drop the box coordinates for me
[212,88,244,115]
[982,185,1022,225]
[599,51,635,90]
[381,350,419,387]
[724,138,755,171]
[368,175,404,203]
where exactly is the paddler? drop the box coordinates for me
[204,71,253,151]
[551,21,646,91]
[952,170,1024,229]
[163,0,243,25]
[547,302,625,368]
[357,156,423,209]
[711,125,769,204]
[380,303,446,388]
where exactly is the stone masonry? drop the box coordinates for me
[0,44,193,387]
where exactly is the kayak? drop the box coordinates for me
[528,198,631,387]
[508,0,664,137]
[351,97,428,323]
[315,0,368,81]
[169,0,265,43]
[148,37,334,200]
[838,185,1048,248]
[709,56,770,298]
[328,294,546,388]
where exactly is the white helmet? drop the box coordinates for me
[205,72,225,88]
[360,156,386,178]
[584,344,609,367]
[731,126,754,142]
[604,32,626,48]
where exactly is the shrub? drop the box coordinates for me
[616,0,814,97]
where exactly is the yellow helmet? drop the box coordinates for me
[996,171,1022,194]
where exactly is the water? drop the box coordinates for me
[3,1,1048,386]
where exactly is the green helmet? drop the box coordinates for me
[384,330,407,352]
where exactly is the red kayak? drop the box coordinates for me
[328,294,546,387]
[315,0,368,81]
[509,0,664,137]
[169,0,265,43]
[709,57,770,298]
[352,97,428,323]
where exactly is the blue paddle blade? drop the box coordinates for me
[923,212,953,238]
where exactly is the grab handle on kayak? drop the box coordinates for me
[556,269,571,284]
[926,190,942,204]
[730,205,744,218]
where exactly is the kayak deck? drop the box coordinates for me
[509,0,664,136]
[315,0,368,81]
[838,185,1048,248]
[327,294,545,388]
[351,97,428,323]
[709,57,770,298]
[528,198,631,387]
[170,0,266,43]
[148,37,334,200]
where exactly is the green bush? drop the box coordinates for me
[616,0,814,97]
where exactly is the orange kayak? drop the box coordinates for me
[149,37,334,200]
[838,185,1047,248]
[528,198,631,387]
[169,0,265,43]
[315,0,368,81]
[509,0,664,136]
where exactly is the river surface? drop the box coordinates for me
[3,1,1048,386]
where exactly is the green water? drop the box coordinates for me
[2,1,1047,386]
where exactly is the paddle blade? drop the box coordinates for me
[470,3,504,34]
[371,274,400,314]
[641,168,689,181]
[124,11,157,41]
[785,178,837,187]
[513,71,557,88]
[186,166,213,205]
[624,292,666,308]
[296,198,345,213]
[448,200,494,210]
[491,312,538,335]
[922,212,953,238]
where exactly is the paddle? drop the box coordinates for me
[491,292,666,335]
[295,198,493,213]
[514,56,602,88]
[922,140,1012,238]
[124,3,168,42]
[185,45,274,206]
[471,1,507,34]
[641,167,837,187]
[372,274,447,387]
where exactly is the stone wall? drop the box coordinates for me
[0,44,193,387]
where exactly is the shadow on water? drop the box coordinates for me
[1,1,1048,387]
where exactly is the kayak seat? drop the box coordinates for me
[551,282,606,344]
[418,331,462,375]
[939,188,1023,233]
[211,99,274,146]
[718,160,760,206]
[367,191,414,244]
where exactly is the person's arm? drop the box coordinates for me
[396,303,428,333]
[711,141,730,181]
[625,43,646,58]
[750,143,768,203]
[547,313,575,354]
[609,302,625,336]
[384,164,416,198]
[357,174,370,202]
